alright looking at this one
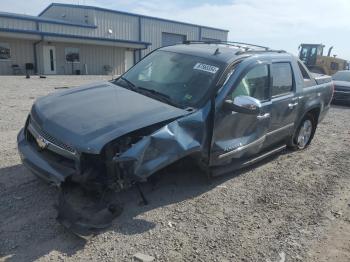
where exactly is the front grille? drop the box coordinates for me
[26,130,76,169]
[29,116,76,154]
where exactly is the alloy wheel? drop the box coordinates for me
[297,119,313,149]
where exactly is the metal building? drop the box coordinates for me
[0,3,228,75]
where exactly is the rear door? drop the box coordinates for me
[210,62,272,166]
[265,62,299,145]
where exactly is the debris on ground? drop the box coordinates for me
[133,252,155,262]
[278,252,286,262]
[331,210,343,218]
[167,221,176,228]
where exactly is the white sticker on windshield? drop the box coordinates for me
[193,63,219,74]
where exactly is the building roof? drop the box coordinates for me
[0,11,97,28]
[39,3,229,33]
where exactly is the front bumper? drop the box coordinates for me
[17,128,75,186]
[333,90,350,103]
[18,128,124,239]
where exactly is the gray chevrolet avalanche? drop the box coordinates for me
[17,41,333,237]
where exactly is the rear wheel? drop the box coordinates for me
[287,114,316,150]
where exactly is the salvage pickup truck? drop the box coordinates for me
[17,41,333,237]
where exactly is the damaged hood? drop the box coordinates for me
[31,81,188,154]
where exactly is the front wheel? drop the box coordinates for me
[287,114,316,150]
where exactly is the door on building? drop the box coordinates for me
[43,46,56,74]
[162,33,187,47]
[125,50,134,72]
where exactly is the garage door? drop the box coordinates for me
[162,33,187,47]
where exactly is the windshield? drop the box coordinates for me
[332,71,350,82]
[113,50,223,108]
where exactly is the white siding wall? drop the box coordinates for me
[0,37,35,75]
[39,23,95,36]
[92,10,139,40]
[40,6,139,41]
[201,28,228,41]
[0,18,36,31]
[40,5,96,26]
[37,42,125,75]
[36,42,44,75]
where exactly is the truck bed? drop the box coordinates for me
[311,73,332,85]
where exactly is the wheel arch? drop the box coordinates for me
[305,107,321,123]
[296,105,321,130]
[288,105,321,149]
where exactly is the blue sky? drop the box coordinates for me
[1,0,350,60]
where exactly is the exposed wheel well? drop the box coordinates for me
[306,107,321,124]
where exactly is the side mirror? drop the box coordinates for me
[224,96,262,115]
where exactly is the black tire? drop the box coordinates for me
[287,114,316,150]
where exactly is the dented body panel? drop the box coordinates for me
[30,82,188,154]
[114,101,212,181]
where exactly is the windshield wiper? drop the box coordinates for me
[115,76,136,89]
[135,87,180,108]
[115,78,181,108]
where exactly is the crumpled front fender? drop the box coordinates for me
[114,102,212,180]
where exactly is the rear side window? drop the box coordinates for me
[271,63,293,96]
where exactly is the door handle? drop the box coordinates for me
[288,102,298,109]
[257,113,270,120]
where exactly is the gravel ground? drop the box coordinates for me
[0,76,349,262]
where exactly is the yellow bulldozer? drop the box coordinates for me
[298,44,348,75]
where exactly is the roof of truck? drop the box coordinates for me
[160,43,291,64]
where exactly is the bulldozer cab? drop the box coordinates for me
[299,44,324,66]
[299,44,347,75]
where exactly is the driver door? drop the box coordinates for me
[210,63,272,166]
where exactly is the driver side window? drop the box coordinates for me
[229,64,270,101]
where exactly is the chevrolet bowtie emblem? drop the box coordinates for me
[36,136,49,150]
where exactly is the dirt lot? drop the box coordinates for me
[0,76,349,262]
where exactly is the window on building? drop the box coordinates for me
[230,64,270,101]
[65,47,80,63]
[0,43,11,60]
[162,33,187,47]
[271,63,294,97]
